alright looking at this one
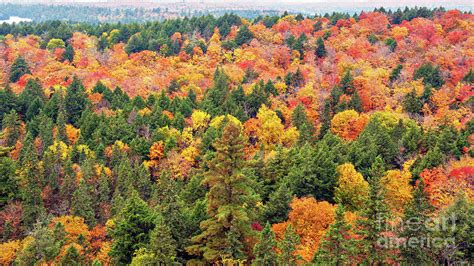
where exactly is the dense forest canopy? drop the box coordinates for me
[0,6,473,265]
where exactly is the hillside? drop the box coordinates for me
[0,8,473,265]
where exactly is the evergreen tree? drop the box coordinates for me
[434,194,474,264]
[277,224,301,266]
[110,190,156,264]
[148,217,177,265]
[187,120,255,263]
[65,76,89,126]
[2,110,22,147]
[291,104,315,143]
[252,222,278,266]
[235,25,254,46]
[413,63,444,89]
[63,44,75,63]
[61,245,84,266]
[400,180,434,264]
[262,183,293,224]
[0,145,16,207]
[71,179,96,226]
[0,85,17,127]
[19,133,45,230]
[389,64,403,83]
[313,204,356,264]
[315,37,327,58]
[9,56,31,83]
[355,157,392,264]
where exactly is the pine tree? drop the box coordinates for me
[63,45,75,63]
[19,133,45,229]
[400,180,434,263]
[110,190,156,264]
[0,141,16,207]
[253,222,278,266]
[61,245,84,266]
[71,179,96,226]
[65,76,89,126]
[315,37,327,58]
[187,120,254,263]
[148,218,177,265]
[355,157,393,264]
[262,183,293,224]
[2,110,22,147]
[277,224,301,266]
[313,204,356,264]
[0,131,13,157]
[291,104,315,143]
[235,25,254,46]
[9,56,31,83]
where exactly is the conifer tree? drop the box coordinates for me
[277,224,301,266]
[110,190,156,264]
[65,76,89,126]
[400,180,434,263]
[187,120,254,263]
[313,204,356,264]
[19,133,45,229]
[71,179,96,226]
[148,218,177,265]
[9,56,31,83]
[355,157,393,264]
[315,37,327,58]
[253,222,278,266]
[2,110,22,147]
[61,245,84,266]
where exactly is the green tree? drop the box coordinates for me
[65,76,89,126]
[235,25,254,46]
[2,110,22,147]
[110,190,156,265]
[71,179,96,226]
[9,56,31,83]
[61,245,84,266]
[252,222,278,266]
[19,133,45,230]
[434,194,474,264]
[187,120,255,263]
[355,157,393,264]
[148,218,177,265]
[277,224,301,266]
[400,180,434,264]
[414,63,444,89]
[313,204,356,264]
[315,37,327,58]
[63,44,75,62]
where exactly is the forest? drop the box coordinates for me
[0,7,473,265]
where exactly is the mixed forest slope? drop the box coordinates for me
[0,8,473,265]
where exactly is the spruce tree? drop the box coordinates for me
[187,120,254,263]
[355,157,393,264]
[65,76,89,126]
[400,180,434,264]
[110,190,156,264]
[9,56,31,83]
[2,110,22,147]
[315,37,327,58]
[253,222,278,266]
[19,133,45,229]
[61,245,84,266]
[277,224,301,266]
[71,179,96,226]
[313,204,356,264]
[148,218,177,265]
